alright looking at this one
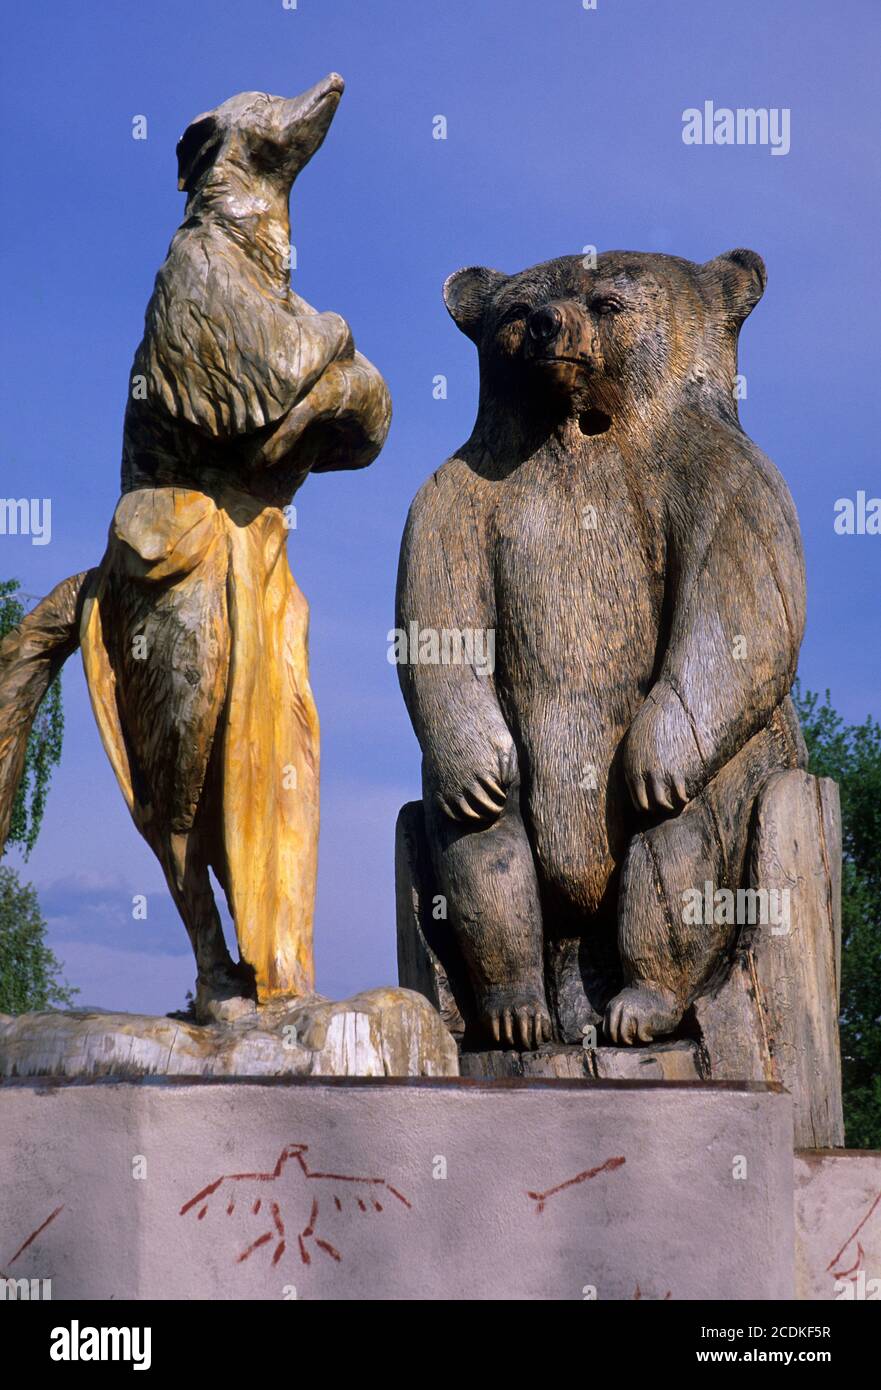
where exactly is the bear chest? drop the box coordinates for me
[489,450,665,685]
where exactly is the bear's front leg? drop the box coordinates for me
[423,761,551,1050]
[606,726,782,1044]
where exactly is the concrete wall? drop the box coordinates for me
[0,1077,793,1301]
[795,1149,881,1301]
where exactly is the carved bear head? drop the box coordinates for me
[175,74,345,201]
[444,250,766,433]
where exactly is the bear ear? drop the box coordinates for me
[702,248,767,322]
[443,266,508,341]
[176,113,223,193]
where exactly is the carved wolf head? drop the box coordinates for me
[175,74,345,199]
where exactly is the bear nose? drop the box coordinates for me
[527,305,562,346]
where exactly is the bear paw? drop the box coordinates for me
[623,681,703,813]
[481,989,552,1050]
[431,736,518,824]
[604,984,682,1045]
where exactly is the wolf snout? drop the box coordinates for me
[295,72,345,112]
[322,72,345,98]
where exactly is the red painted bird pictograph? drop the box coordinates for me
[179,1142,411,1268]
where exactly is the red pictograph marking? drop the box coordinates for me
[180,1142,411,1271]
[5,1204,64,1267]
[269,1202,286,1267]
[527,1156,626,1214]
[237,1231,273,1262]
[827,1187,881,1282]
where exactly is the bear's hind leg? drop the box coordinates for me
[606,726,783,1044]
[604,800,722,1044]
[424,774,549,1049]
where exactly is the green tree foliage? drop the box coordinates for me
[0,579,75,1012]
[793,683,881,1149]
[0,866,77,1012]
[0,578,64,855]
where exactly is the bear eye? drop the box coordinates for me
[591,295,626,316]
[499,303,532,326]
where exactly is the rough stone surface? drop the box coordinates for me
[0,1077,793,1300]
[795,1149,881,1301]
[0,989,459,1080]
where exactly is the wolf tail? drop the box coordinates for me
[0,570,95,853]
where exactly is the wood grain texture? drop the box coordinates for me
[395,801,467,1039]
[0,572,92,847]
[695,771,844,1147]
[0,988,458,1079]
[0,77,391,1021]
[398,775,843,1143]
[459,1041,701,1081]
[395,248,840,1132]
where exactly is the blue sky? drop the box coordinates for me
[2,0,878,1013]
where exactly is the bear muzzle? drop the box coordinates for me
[524,300,597,375]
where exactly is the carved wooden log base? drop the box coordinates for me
[0,988,459,1080]
[396,768,844,1147]
[460,1040,701,1082]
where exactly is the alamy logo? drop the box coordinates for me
[834,491,881,535]
[682,881,791,935]
[682,101,791,156]
[0,497,52,545]
[0,1276,52,1300]
[49,1320,152,1371]
[387,622,496,676]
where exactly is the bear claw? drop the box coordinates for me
[604,985,681,1045]
[484,995,552,1050]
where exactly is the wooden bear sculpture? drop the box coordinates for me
[396,249,819,1055]
[0,77,391,1021]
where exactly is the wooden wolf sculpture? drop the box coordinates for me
[0,76,391,1021]
[395,249,842,1130]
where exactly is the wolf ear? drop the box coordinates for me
[702,248,767,323]
[176,114,223,193]
[443,266,508,342]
